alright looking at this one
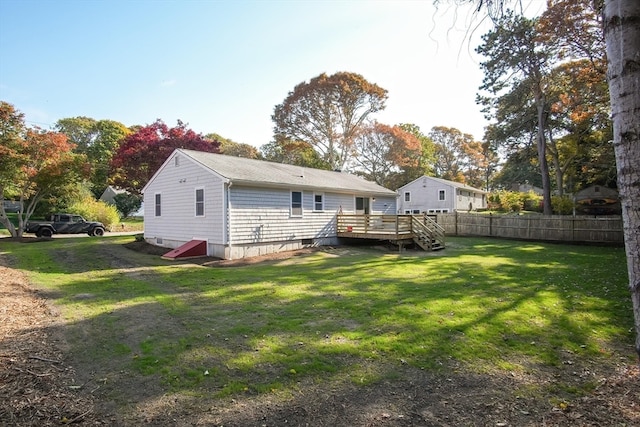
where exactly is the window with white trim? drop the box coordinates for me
[438,190,446,201]
[195,188,205,216]
[313,193,324,211]
[155,193,161,216]
[291,191,302,216]
[404,191,411,202]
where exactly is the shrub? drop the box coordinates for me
[489,190,523,212]
[522,190,543,212]
[487,192,502,211]
[501,191,524,212]
[69,198,121,231]
[552,195,574,215]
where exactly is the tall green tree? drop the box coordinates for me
[477,13,554,214]
[450,0,640,362]
[56,117,130,197]
[272,71,388,171]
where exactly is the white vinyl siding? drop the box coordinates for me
[396,176,487,214]
[143,152,225,245]
[155,193,161,216]
[227,186,396,245]
[230,187,330,244]
[143,150,399,259]
[195,188,205,217]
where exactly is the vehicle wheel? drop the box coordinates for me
[40,228,53,238]
[92,227,105,237]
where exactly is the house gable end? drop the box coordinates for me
[142,149,227,194]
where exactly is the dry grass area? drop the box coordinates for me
[0,263,101,426]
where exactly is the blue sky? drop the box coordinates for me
[0,0,544,147]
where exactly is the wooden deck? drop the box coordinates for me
[336,214,445,250]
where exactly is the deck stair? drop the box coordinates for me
[411,215,445,251]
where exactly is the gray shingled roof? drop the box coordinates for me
[400,175,487,194]
[179,149,397,196]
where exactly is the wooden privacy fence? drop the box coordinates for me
[436,212,623,244]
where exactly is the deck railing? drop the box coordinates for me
[336,214,445,250]
[336,214,412,237]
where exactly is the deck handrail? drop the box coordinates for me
[336,214,413,235]
[411,214,445,249]
[336,214,445,248]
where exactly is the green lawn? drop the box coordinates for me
[0,236,633,400]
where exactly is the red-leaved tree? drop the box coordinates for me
[110,120,220,195]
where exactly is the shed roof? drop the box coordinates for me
[177,149,397,196]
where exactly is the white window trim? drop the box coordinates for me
[291,190,303,217]
[438,189,446,201]
[195,187,205,217]
[404,191,411,202]
[154,192,162,217]
[313,192,324,212]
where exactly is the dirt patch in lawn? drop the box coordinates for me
[1,240,639,426]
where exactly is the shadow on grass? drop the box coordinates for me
[0,236,634,425]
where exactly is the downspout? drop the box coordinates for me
[227,181,233,260]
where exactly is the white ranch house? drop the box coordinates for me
[397,176,487,214]
[142,149,397,259]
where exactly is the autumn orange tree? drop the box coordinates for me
[429,126,488,189]
[546,59,613,194]
[272,72,388,171]
[0,102,87,237]
[396,123,437,186]
[349,121,422,188]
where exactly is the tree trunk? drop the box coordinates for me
[547,131,565,197]
[603,0,640,360]
[536,95,553,215]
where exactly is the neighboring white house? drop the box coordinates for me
[397,176,487,214]
[99,186,144,217]
[142,149,398,259]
